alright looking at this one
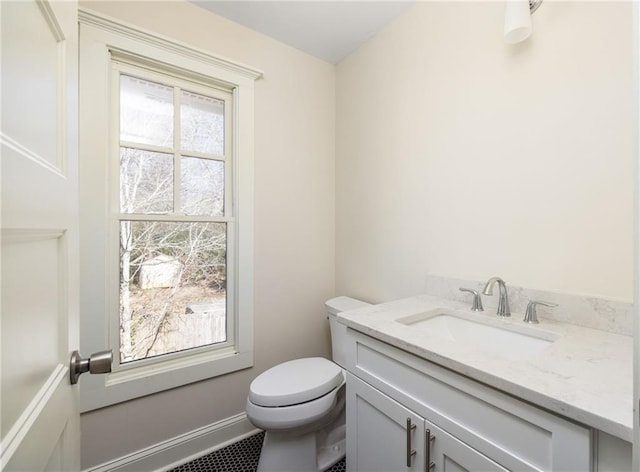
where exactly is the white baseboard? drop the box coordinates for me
[84,413,260,472]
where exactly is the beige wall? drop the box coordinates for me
[336,1,633,303]
[79,1,335,467]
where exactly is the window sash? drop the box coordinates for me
[114,220,234,367]
[113,61,233,216]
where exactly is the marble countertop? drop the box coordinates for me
[337,295,633,442]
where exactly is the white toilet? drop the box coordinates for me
[246,296,370,472]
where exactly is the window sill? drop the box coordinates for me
[80,349,253,412]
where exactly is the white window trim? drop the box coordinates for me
[78,9,262,412]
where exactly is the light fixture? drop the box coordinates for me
[504,0,543,44]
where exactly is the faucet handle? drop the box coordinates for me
[523,301,558,324]
[459,288,484,312]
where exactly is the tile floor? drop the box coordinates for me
[171,432,346,472]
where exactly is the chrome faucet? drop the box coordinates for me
[523,300,558,324]
[459,288,484,312]
[482,277,511,317]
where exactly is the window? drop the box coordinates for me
[79,11,261,411]
[116,68,232,364]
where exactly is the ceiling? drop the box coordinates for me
[191,1,415,64]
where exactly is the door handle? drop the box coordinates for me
[406,418,416,467]
[69,349,113,384]
[426,428,436,471]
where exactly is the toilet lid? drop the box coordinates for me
[249,357,343,407]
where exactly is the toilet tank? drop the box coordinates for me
[325,296,371,367]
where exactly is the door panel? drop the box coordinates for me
[426,420,510,472]
[1,234,62,433]
[1,0,62,167]
[347,373,425,472]
[1,0,79,470]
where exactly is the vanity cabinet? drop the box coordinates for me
[348,373,510,471]
[345,329,592,472]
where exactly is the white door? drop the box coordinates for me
[1,0,80,470]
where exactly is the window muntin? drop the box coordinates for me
[115,64,233,365]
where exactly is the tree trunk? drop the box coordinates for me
[120,221,133,362]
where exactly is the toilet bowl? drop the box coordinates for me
[245,296,370,472]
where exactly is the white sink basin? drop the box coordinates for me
[397,310,559,360]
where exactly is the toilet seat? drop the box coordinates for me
[246,380,345,431]
[249,357,343,407]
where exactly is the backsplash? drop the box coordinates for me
[424,275,633,336]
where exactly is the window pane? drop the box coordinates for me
[120,147,174,214]
[119,221,227,363]
[181,90,224,155]
[181,157,224,216]
[120,75,173,147]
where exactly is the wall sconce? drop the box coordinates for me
[504,0,543,44]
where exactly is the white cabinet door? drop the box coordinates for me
[425,419,510,472]
[1,0,80,470]
[347,373,425,472]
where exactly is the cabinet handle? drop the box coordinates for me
[425,429,436,471]
[406,418,416,467]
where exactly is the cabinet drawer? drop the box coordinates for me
[346,329,591,471]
